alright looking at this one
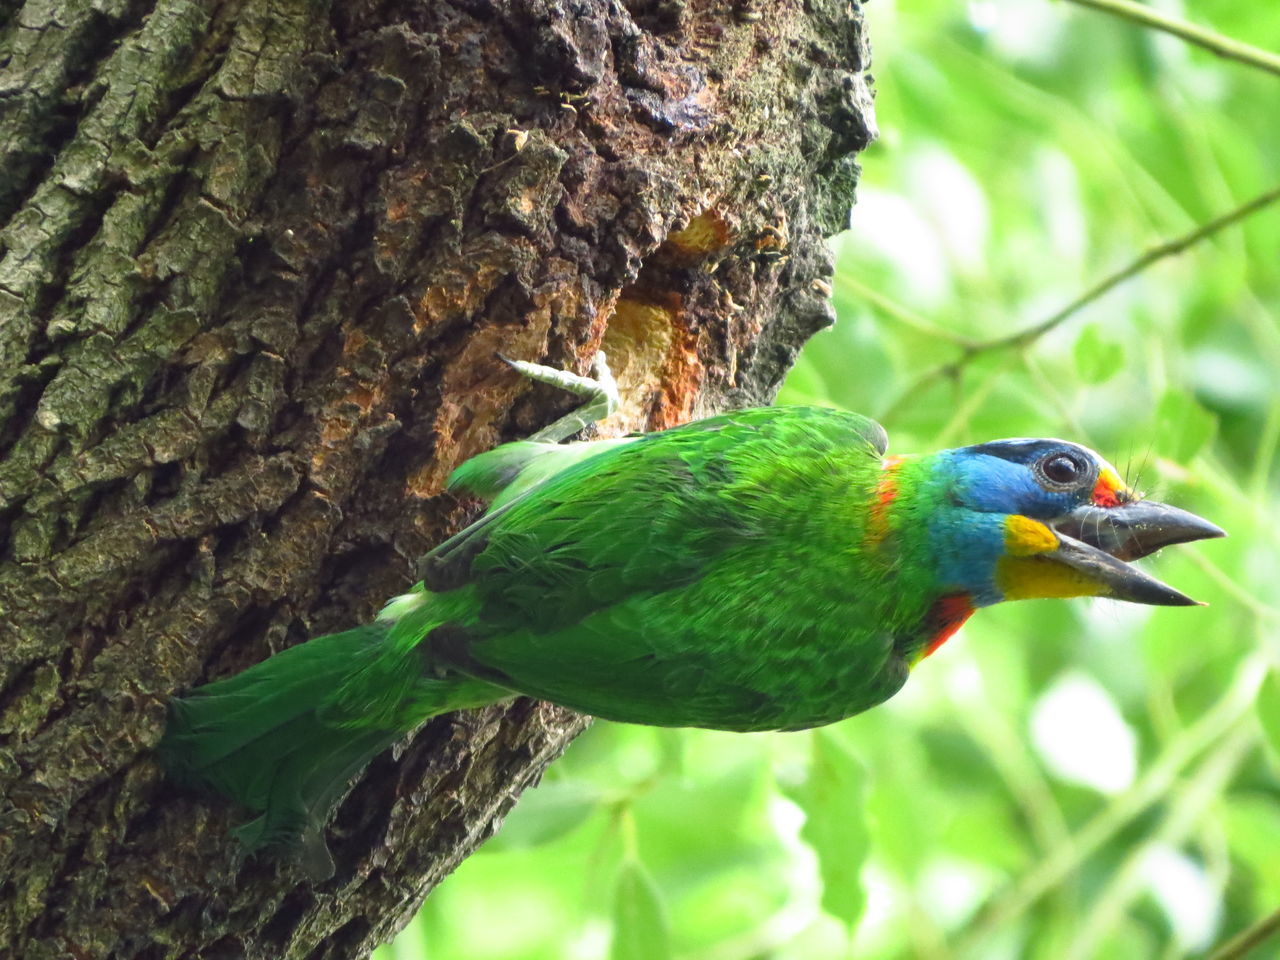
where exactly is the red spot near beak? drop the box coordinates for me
[1092,476,1122,507]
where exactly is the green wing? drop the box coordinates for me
[424,406,901,730]
[447,436,639,509]
[419,435,641,591]
[431,406,885,629]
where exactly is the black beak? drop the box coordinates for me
[1050,534,1199,606]
[1056,500,1226,562]
[1048,499,1224,606]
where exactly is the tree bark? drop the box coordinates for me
[0,1,874,956]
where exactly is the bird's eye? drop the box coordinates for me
[1039,452,1086,487]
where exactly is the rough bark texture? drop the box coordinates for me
[0,1,874,956]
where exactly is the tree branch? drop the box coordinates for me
[953,656,1267,951]
[878,184,1280,422]
[988,183,1280,353]
[1060,0,1280,78]
[1207,905,1280,960]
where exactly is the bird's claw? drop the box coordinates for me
[500,350,620,443]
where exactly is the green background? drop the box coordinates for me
[379,1,1280,957]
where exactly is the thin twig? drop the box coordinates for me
[953,656,1267,952]
[987,184,1280,353]
[1062,725,1256,960]
[836,274,976,348]
[1061,0,1280,79]
[1206,906,1280,960]
[878,184,1280,421]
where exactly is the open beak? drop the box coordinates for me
[1049,500,1225,606]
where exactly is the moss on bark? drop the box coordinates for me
[0,1,874,956]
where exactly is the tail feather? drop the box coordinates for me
[161,625,393,812]
[160,617,498,873]
[230,725,406,879]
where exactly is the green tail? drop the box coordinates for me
[159,614,499,877]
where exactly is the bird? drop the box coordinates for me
[159,357,1223,877]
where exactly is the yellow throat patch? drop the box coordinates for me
[997,515,1100,601]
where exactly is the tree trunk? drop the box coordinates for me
[0,1,874,956]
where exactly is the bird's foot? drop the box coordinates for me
[500,350,620,443]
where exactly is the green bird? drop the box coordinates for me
[160,358,1222,875]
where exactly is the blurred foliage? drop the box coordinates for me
[378,1,1280,957]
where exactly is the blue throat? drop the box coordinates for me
[923,451,1014,608]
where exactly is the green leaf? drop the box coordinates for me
[611,859,672,960]
[484,781,602,850]
[655,727,686,779]
[1224,795,1280,909]
[782,730,871,931]
[1154,390,1216,464]
[1256,671,1280,760]
[1073,324,1124,384]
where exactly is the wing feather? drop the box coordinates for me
[426,407,898,728]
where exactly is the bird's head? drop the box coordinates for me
[920,438,1224,608]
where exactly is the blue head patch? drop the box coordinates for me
[950,438,1117,516]
[925,439,1129,605]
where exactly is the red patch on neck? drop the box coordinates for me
[922,594,975,659]
[866,456,904,546]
